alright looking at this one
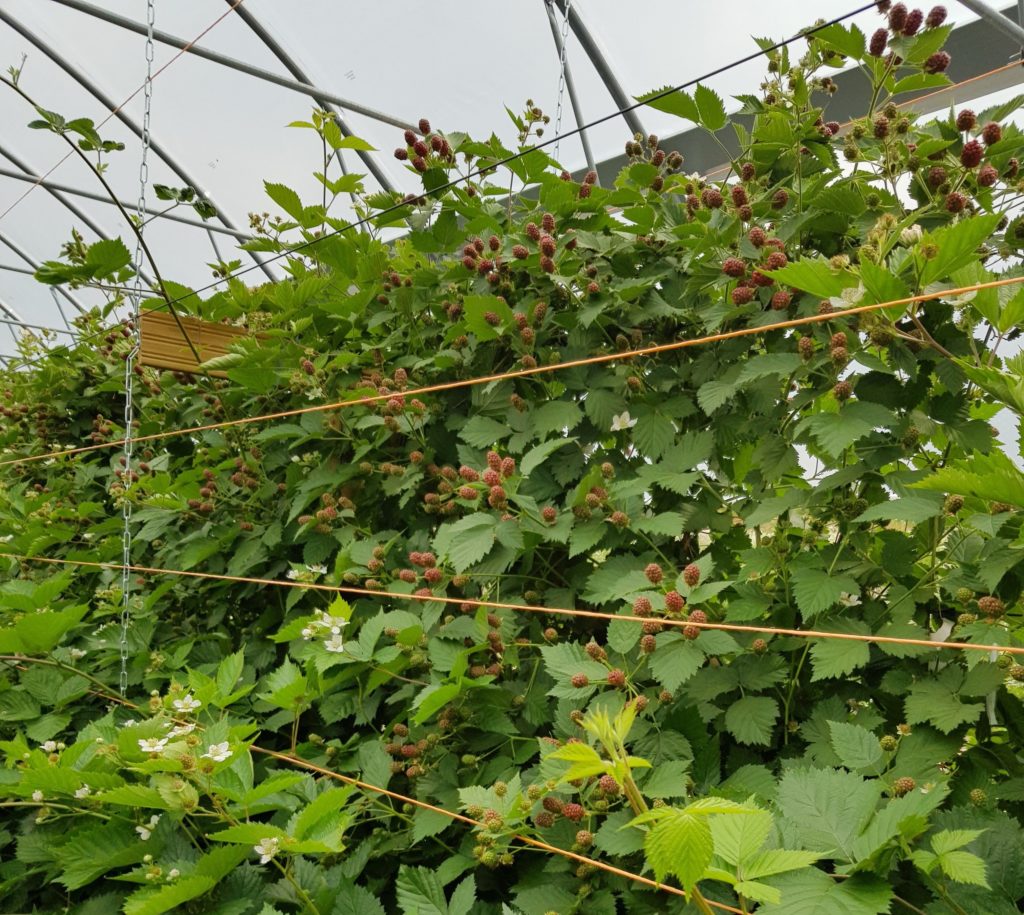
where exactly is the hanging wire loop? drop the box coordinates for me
[120,0,156,695]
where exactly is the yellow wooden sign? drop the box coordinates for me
[139,312,248,375]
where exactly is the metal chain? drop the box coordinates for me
[120,0,156,695]
[552,0,572,161]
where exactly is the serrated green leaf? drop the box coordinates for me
[757,870,892,914]
[725,696,778,746]
[694,83,727,131]
[520,437,576,476]
[123,877,218,915]
[790,566,859,621]
[828,721,882,770]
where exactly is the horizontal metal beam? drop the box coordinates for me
[0,313,77,337]
[0,166,251,240]
[0,230,87,314]
[51,0,416,133]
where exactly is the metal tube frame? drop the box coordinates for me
[223,0,397,194]
[549,0,647,138]
[543,0,597,174]
[0,9,278,281]
[956,0,1024,47]
[0,230,87,314]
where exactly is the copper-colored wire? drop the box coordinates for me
[704,60,1024,180]
[4,276,1023,469]
[0,0,249,224]
[3,552,1019,656]
[251,747,742,913]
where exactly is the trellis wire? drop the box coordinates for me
[552,0,572,161]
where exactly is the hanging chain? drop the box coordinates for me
[120,0,155,695]
[552,0,572,161]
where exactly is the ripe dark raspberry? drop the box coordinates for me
[301,358,315,375]
[403,129,416,145]
[961,139,984,168]
[540,235,556,257]
[412,140,429,158]
[888,3,908,31]
[488,234,501,252]
[901,7,923,35]
[562,802,585,822]
[982,122,1002,146]
[542,795,564,814]
[688,609,707,624]
[771,189,789,209]
[731,286,755,305]
[748,226,767,247]
[731,185,748,207]
[765,251,787,270]
[431,135,444,152]
[541,506,557,523]
[525,222,541,242]
[683,564,701,587]
[540,255,556,273]
[579,183,592,198]
[633,596,652,617]
[644,562,663,584]
[869,28,888,56]
[925,5,947,27]
[607,669,626,688]
[955,109,976,131]
[945,191,967,213]
[640,634,657,653]
[598,774,620,795]
[541,212,556,233]
[771,290,792,310]
[418,118,431,135]
[665,591,685,613]
[570,673,589,688]
[683,624,700,640]
[394,147,409,161]
[927,165,947,188]
[826,121,841,135]
[873,115,889,139]
[892,776,916,797]
[978,595,1005,617]
[701,187,724,208]
[834,380,853,401]
[978,165,998,187]
[722,257,745,277]
[751,270,774,287]
[584,170,598,185]
[512,244,528,259]
[412,156,427,173]
[924,51,950,74]
[740,162,756,181]
[534,811,554,828]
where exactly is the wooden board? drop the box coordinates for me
[139,312,248,375]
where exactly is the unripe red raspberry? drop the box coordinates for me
[575,829,594,848]
[424,568,442,584]
[501,457,516,477]
[945,191,967,213]
[462,255,476,271]
[399,569,417,583]
[482,468,500,486]
[798,336,814,359]
[869,28,888,56]
[688,609,707,624]
[562,802,585,822]
[955,109,976,131]
[978,595,1005,617]
[488,485,507,507]
[488,234,501,251]
[927,165,947,188]
[772,189,789,209]
[542,506,557,523]
[587,281,601,296]
[925,5,947,28]
[607,669,626,687]
[730,185,748,207]
[888,3,908,30]
[300,358,315,375]
[722,257,745,277]
[771,290,792,310]
[512,244,528,259]
[418,118,431,134]
[665,591,685,613]
[901,7,923,35]
[540,255,555,273]
[924,51,950,74]
[831,345,849,365]
[961,139,983,168]
[634,695,648,711]
[610,510,629,527]
[982,122,1002,146]
[584,170,598,185]
[752,638,767,654]
[430,135,444,153]
[731,286,755,305]
[740,162,756,181]
[892,776,916,797]
[1010,664,1024,681]
[534,811,554,828]
[765,251,787,270]
[585,641,606,661]
[520,327,535,345]
[541,212,556,233]
[540,235,556,257]
[644,563,663,584]
[569,671,590,689]
[873,115,889,139]
[597,774,620,796]
[683,624,700,640]
[701,187,724,208]
[412,156,427,173]
[659,689,673,702]
[834,380,853,401]
[978,165,998,187]
[683,564,700,586]
[633,596,652,617]
[826,121,841,135]
[412,140,428,158]
[579,183,592,198]
[400,744,420,758]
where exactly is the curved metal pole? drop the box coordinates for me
[0,9,278,283]
[50,0,416,133]
[955,0,1024,46]
[223,0,397,194]
[0,230,87,314]
[0,143,154,287]
[549,0,647,138]
[543,0,597,174]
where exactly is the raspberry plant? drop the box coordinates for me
[2,6,1024,913]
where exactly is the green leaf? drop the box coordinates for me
[810,622,871,680]
[813,22,865,59]
[635,86,699,122]
[264,181,305,221]
[520,437,576,476]
[457,415,511,449]
[395,865,448,915]
[434,513,497,572]
[643,810,713,889]
[790,566,859,621]
[84,238,132,278]
[800,402,894,457]
[549,741,608,781]
[291,785,352,845]
[776,768,880,860]
[640,759,691,798]
[757,870,892,915]
[828,721,883,770]
[937,850,990,887]
[648,635,704,692]
[765,257,852,298]
[854,494,943,524]
[123,877,218,915]
[462,294,513,342]
[725,696,778,746]
[905,679,984,733]
[694,83,727,131]
[332,883,388,915]
[710,808,772,865]
[631,413,675,459]
[918,214,1001,285]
